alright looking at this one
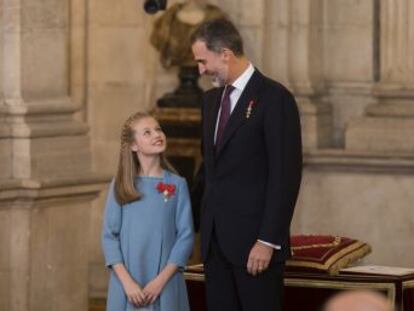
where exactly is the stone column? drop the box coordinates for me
[0,0,10,180]
[346,0,414,153]
[263,0,332,150]
[0,0,104,310]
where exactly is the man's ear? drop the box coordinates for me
[222,48,234,61]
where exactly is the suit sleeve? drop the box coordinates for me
[191,164,204,232]
[101,179,124,267]
[190,96,207,232]
[258,89,302,246]
[167,178,195,270]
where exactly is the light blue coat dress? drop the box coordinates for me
[102,170,194,311]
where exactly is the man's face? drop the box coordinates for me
[191,40,229,87]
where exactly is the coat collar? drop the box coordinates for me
[206,69,264,160]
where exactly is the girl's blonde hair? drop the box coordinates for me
[114,111,176,205]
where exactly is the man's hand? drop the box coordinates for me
[247,241,274,276]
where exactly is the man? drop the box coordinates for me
[324,291,394,311]
[190,18,302,311]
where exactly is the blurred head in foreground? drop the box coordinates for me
[323,290,394,311]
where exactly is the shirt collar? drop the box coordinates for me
[231,63,255,92]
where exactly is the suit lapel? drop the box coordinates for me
[215,70,264,159]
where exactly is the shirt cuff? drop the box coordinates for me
[257,239,281,250]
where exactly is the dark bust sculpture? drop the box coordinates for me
[150,0,226,107]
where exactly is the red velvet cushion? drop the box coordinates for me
[286,235,371,275]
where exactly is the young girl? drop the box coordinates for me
[102,112,194,311]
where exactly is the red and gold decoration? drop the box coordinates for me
[246,99,257,119]
[286,234,372,275]
[156,182,176,202]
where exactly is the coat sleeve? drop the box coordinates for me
[258,88,303,246]
[191,164,204,232]
[101,179,124,267]
[167,178,195,270]
[190,95,207,232]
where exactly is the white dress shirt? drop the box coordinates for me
[214,63,281,251]
[214,63,255,142]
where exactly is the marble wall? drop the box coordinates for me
[0,0,104,310]
[2,0,414,309]
[293,153,414,267]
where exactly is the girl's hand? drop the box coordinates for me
[143,277,165,305]
[123,279,147,307]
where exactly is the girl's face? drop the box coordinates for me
[130,117,166,156]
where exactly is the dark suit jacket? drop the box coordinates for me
[192,69,302,266]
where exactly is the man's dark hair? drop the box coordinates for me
[190,18,244,56]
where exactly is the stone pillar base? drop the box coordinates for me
[297,96,332,150]
[0,175,107,311]
[346,90,414,153]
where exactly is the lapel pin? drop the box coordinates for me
[246,100,257,119]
